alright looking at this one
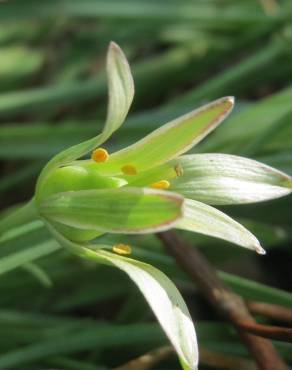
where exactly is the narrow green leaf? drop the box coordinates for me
[0,199,38,237]
[219,271,292,308]
[0,0,277,25]
[40,188,184,234]
[0,321,164,369]
[199,86,292,154]
[36,42,134,196]
[177,198,265,254]
[48,227,198,370]
[80,96,234,175]
[22,262,52,288]
[0,220,43,245]
[0,240,60,275]
[170,154,292,205]
[47,357,108,370]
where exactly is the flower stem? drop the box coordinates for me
[0,198,38,237]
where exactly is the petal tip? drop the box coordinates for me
[255,244,266,255]
[227,96,235,105]
[109,40,120,51]
[108,41,125,59]
[221,96,235,108]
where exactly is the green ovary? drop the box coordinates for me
[39,165,127,242]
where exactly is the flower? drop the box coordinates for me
[10,42,292,370]
[35,43,292,254]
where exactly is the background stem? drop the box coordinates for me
[0,198,38,236]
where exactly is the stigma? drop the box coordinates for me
[121,164,138,175]
[113,243,132,255]
[91,148,109,163]
[150,180,170,190]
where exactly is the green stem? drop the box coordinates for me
[0,198,38,236]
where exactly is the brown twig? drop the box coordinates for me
[247,301,292,323]
[114,346,173,370]
[157,230,288,370]
[237,321,292,342]
[200,347,257,370]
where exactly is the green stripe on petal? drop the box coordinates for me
[81,96,234,175]
[177,198,265,254]
[40,187,184,234]
[36,42,134,197]
[46,224,198,370]
[171,154,292,205]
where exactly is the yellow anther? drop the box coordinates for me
[91,148,109,163]
[121,164,138,176]
[150,180,170,190]
[112,243,132,255]
[174,164,184,177]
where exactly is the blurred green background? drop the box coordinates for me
[0,1,292,369]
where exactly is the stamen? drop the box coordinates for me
[91,148,109,163]
[150,180,170,190]
[121,164,138,175]
[113,243,132,255]
[174,164,184,177]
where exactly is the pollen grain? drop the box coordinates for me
[150,180,170,190]
[121,164,138,175]
[91,148,109,163]
[113,243,132,255]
